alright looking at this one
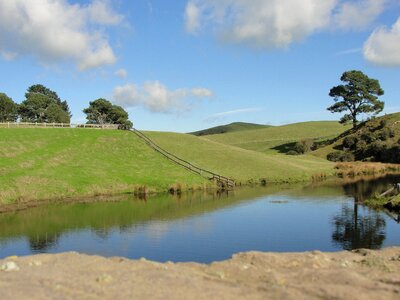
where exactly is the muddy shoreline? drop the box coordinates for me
[1,248,400,299]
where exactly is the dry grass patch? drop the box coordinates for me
[335,162,400,178]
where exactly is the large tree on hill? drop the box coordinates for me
[83,98,132,129]
[328,70,384,129]
[19,84,71,123]
[0,93,19,122]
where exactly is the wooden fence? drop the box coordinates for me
[131,128,235,188]
[0,122,119,129]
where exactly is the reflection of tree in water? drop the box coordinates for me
[332,202,386,250]
[29,233,60,252]
[342,175,400,202]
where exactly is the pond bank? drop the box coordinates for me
[1,248,400,299]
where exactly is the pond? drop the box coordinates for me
[1,175,400,263]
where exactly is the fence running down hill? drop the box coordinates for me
[131,128,235,188]
[0,122,119,129]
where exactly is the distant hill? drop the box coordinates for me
[202,121,350,154]
[189,122,270,136]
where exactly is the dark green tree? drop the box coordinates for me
[0,93,19,122]
[45,103,70,123]
[328,70,384,128]
[19,84,71,123]
[83,98,132,129]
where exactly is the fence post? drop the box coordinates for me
[7,122,9,128]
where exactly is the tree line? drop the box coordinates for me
[0,84,132,129]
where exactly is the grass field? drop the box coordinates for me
[145,131,334,183]
[0,125,339,204]
[189,122,270,136]
[202,121,350,154]
[0,128,205,204]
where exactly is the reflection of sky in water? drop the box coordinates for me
[0,182,400,263]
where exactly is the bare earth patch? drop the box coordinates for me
[1,248,400,299]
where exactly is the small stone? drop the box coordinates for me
[29,260,42,267]
[96,274,113,283]
[1,261,20,272]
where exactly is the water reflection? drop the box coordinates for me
[0,176,399,261]
[332,203,385,250]
[331,174,400,250]
[29,233,60,252]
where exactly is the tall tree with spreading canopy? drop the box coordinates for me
[19,84,71,123]
[0,93,19,122]
[328,70,384,129]
[83,98,133,130]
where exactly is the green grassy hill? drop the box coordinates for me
[145,131,334,183]
[0,127,337,205]
[0,128,205,204]
[202,121,350,154]
[189,122,270,136]
[314,112,400,161]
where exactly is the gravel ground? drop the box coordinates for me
[1,248,400,299]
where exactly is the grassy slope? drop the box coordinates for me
[202,121,350,154]
[189,122,270,136]
[313,113,400,159]
[145,131,334,183]
[0,129,204,204]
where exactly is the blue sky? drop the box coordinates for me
[0,0,399,132]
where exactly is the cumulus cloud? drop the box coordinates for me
[87,0,123,25]
[115,68,128,79]
[184,0,389,49]
[113,81,213,113]
[363,18,400,67]
[185,0,337,48]
[0,0,123,70]
[334,0,386,30]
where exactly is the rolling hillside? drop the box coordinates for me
[314,112,400,161]
[201,121,350,154]
[0,128,205,204]
[145,131,334,183]
[0,126,337,204]
[189,122,270,136]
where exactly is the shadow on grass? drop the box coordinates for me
[272,142,296,154]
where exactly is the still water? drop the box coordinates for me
[1,175,400,263]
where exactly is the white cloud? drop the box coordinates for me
[0,0,123,70]
[185,2,201,33]
[363,18,400,66]
[113,81,213,114]
[191,88,213,97]
[184,0,389,49]
[334,0,386,30]
[185,0,337,49]
[205,107,263,122]
[115,68,128,79]
[87,0,123,25]
[335,48,362,56]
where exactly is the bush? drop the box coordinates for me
[342,136,357,149]
[327,151,355,162]
[293,139,314,154]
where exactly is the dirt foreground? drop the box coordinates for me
[1,248,400,299]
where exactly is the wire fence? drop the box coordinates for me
[0,122,120,129]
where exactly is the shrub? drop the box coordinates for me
[293,139,315,154]
[327,151,355,162]
[342,135,357,149]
